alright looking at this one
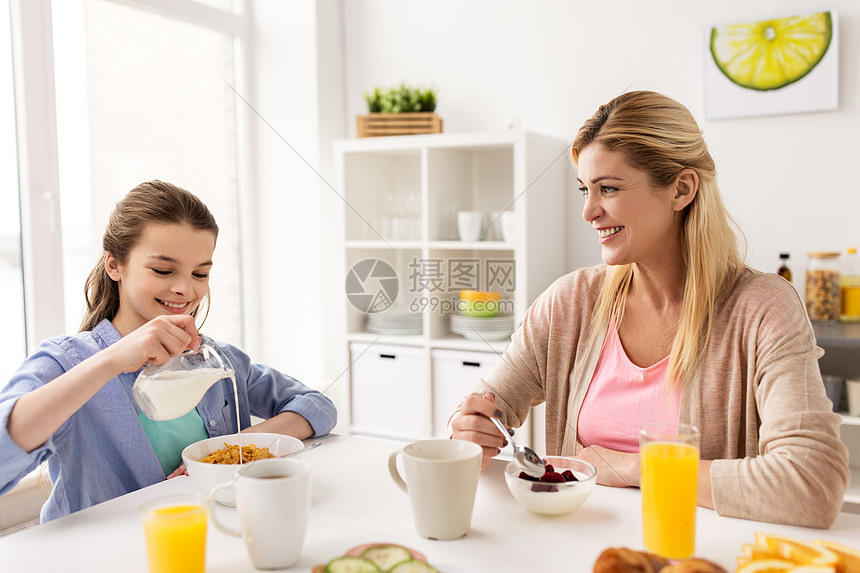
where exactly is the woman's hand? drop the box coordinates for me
[577,445,640,488]
[106,315,201,374]
[450,393,508,470]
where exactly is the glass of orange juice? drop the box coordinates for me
[141,494,207,573]
[640,423,700,560]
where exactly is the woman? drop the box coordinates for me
[0,180,336,521]
[452,91,848,528]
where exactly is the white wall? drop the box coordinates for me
[247,0,348,420]
[248,0,858,412]
[339,0,859,283]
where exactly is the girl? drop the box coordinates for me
[0,180,336,522]
[452,91,848,528]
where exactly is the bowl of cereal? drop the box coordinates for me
[182,433,304,505]
[504,455,596,516]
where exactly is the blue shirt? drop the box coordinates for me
[0,319,337,522]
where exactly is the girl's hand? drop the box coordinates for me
[577,445,640,488]
[107,315,201,374]
[450,393,508,470]
[166,463,188,479]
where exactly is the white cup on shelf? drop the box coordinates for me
[457,211,485,242]
[500,211,515,243]
[846,379,860,416]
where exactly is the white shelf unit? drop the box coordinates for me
[336,130,571,448]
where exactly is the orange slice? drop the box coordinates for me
[814,540,860,573]
[735,560,799,573]
[755,533,839,567]
[742,543,784,560]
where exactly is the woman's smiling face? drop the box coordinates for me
[106,222,216,336]
[578,143,683,268]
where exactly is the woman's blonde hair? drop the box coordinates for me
[571,91,746,387]
[80,180,219,332]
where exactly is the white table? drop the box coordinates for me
[1,434,859,571]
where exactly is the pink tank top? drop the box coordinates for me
[576,316,680,453]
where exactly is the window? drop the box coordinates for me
[53,0,244,344]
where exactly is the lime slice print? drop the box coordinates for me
[710,11,832,91]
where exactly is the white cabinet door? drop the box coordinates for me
[349,343,427,439]
[431,348,501,437]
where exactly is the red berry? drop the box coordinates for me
[561,469,578,482]
[544,464,554,474]
[518,471,539,482]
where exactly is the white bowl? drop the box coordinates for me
[504,456,596,516]
[182,433,304,505]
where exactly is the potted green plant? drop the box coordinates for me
[357,83,442,138]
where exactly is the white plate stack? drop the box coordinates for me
[450,313,515,341]
[365,312,423,335]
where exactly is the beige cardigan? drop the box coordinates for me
[475,265,849,528]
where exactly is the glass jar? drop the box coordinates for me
[806,252,841,322]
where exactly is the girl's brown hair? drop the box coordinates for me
[571,91,746,388]
[80,180,219,332]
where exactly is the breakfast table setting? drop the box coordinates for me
[1,432,859,572]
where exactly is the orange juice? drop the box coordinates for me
[142,503,207,573]
[641,441,698,559]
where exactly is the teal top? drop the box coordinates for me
[138,410,209,476]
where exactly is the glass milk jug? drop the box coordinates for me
[132,337,234,421]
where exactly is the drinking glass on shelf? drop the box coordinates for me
[640,423,699,560]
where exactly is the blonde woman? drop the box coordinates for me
[451,91,848,528]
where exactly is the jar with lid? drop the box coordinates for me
[806,252,841,322]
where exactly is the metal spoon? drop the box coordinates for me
[490,417,545,477]
[284,441,321,457]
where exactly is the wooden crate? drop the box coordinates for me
[356,112,443,138]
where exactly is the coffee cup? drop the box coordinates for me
[209,458,310,569]
[388,439,482,540]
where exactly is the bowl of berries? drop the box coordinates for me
[504,455,596,516]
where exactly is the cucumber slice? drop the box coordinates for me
[325,556,383,573]
[361,546,413,572]
[389,561,438,573]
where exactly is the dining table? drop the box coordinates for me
[1,433,858,572]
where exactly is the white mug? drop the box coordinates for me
[847,379,860,416]
[457,211,485,242]
[388,439,482,540]
[209,458,310,570]
[500,211,515,243]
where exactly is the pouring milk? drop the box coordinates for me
[132,338,237,424]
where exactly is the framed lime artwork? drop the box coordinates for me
[704,10,838,120]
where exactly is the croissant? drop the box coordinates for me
[660,558,727,573]
[592,548,728,573]
[593,547,671,573]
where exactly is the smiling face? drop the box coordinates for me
[106,222,216,336]
[578,144,691,269]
